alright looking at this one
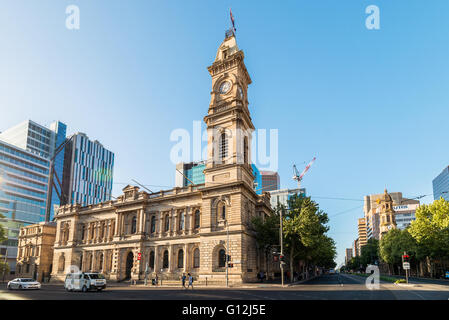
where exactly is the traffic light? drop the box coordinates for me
[402,254,410,263]
[273,255,279,262]
[279,255,285,262]
[228,263,234,268]
[227,255,231,262]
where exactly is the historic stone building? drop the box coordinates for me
[49,29,273,284]
[378,189,397,239]
[16,222,56,282]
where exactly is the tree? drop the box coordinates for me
[0,213,9,282]
[0,213,7,243]
[379,228,418,275]
[252,208,280,272]
[360,238,379,267]
[283,195,335,281]
[408,198,449,277]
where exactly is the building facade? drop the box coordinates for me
[378,190,397,239]
[49,30,273,284]
[268,188,306,210]
[345,248,353,266]
[432,166,449,201]
[357,218,367,255]
[61,133,114,207]
[15,222,56,282]
[0,120,67,220]
[364,191,419,240]
[353,238,359,257]
[0,139,50,272]
[260,171,280,192]
[175,162,262,195]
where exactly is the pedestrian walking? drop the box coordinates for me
[181,273,187,289]
[260,271,265,283]
[187,273,194,289]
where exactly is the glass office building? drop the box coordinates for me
[432,166,449,201]
[62,133,114,206]
[175,161,262,194]
[0,139,49,272]
[0,120,67,220]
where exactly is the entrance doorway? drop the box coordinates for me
[125,252,134,280]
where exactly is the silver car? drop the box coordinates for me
[7,278,41,290]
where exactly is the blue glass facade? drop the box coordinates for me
[433,166,449,201]
[252,164,262,195]
[50,121,67,220]
[62,133,114,206]
[0,139,49,271]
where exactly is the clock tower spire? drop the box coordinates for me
[203,29,255,190]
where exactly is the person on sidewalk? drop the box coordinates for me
[181,273,187,289]
[260,271,265,283]
[187,273,194,289]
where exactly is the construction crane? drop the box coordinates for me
[293,157,316,188]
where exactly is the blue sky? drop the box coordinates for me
[1,1,449,266]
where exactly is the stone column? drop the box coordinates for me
[183,244,187,272]
[114,215,119,236]
[158,212,164,238]
[139,209,145,234]
[169,244,174,273]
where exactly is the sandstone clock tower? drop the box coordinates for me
[203,29,255,190]
[379,189,397,239]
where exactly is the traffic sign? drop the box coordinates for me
[137,252,142,261]
[403,262,410,270]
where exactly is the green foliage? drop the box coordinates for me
[379,228,418,266]
[251,194,337,274]
[360,238,379,267]
[0,213,7,244]
[0,259,9,276]
[408,198,449,259]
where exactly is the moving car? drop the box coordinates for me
[7,278,41,290]
[64,272,107,292]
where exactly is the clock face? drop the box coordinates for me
[219,81,231,94]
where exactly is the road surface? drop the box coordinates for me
[1,274,448,300]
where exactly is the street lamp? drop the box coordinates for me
[226,219,229,288]
[280,207,285,287]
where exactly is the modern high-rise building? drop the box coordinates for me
[432,166,449,201]
[345,248,353,266]
[175,161,206,187]
[364,191,419,240]
[268,188,306,210]
[260,171,280,192]
[61,133,114,207]
[0,121,114,274]
[357,218,367,254]
[353,238,359,257]
[0,139,50,272]
[0,120,67,219]
[175,161,262,194]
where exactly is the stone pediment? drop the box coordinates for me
[122,185,140,200]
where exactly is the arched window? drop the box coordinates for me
[193,248,200,268]
[219,133,228,160]
[149,251,155,269]
[81,225,85,240]
[179,213,184,231]
[131,216,137,234]
[88,253,93,271]
[194,210,200,229]
[178,250,184,268]
[79,253,83,271]
[243,136,248,164]
[165,215,170,232]
[218,249,226,268]
[221,203,226,220]
[163,250,169,269]
[150,216,156,234]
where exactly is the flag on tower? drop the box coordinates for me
[230,8,236,32]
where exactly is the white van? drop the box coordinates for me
[64,272,107,292]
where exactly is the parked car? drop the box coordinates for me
[7,278,41,290]
[64,272,107,292]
